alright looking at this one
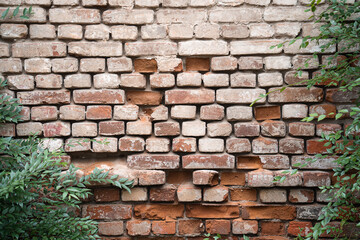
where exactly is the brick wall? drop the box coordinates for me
[0,0,355,239]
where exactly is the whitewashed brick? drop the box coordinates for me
[190,0,216,6]
[264,56,292,70]
[264,7,312,21]
[275,22,301,37]
[292,55,320,69]
[85,24,110,40]
[221,25,249,39]
[127,120,152,135]
[108,0,134,6]
[273,0,297,5]
[231,40,283,55]
[171,105,197,119]
[182,120,206,137]
[194,23,220,39]
[111,26,138,40]
[93,137,118,153]
[245,0,270,5]
[80,58,105,73]
[141,25,167,40]
[157,9,207,24]
[179,40,228,56]
[0,59,22,73]
[146,138,170,152]
[258,72,283,87]
[302,23,322,37]
[177,72,202,87]
[249,23,274,38]
[217,89,266,104]
[49,9,100,24]
[199,138,224,153]
[230,72,256,88]
[207,122,232,137]
[8,75,34,90]
[227,106,253,121]
[114,105,139,120]
[51,58,78,73]
[94,73,120,89]
[150,74,175,88]
[120,73,146,89]
[29,24,56,39]
[135,0,159,7]
[72,122,97,137]
[108,57,133,72]
[203,73,229,87]
[64,74,91,88]
[211,56,237,71]
[58,25,83,40]
[169,24,193,39]
[69,42,122,57]
[282,104,308,119]
[125,42,177,56]
[53,0,79,5]
[284,39,336,54]
[157,57,183,72]
[103,9,154,25]
[238,57,263,69]
[163,0,188,7]
[209,8,262,23]
[24,58,51,73]
[36,74,62,89]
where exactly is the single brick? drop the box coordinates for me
[94,73,120,89]
[230,188,257,201]
[134,59,158,73]
[288,221,313,237]
[65,138,91,152]
[154,122,180,136]
[111,25,138,40]
[207,122,232,137]
[211,56,237,71]
[247,169,274,187]
[221,172,246,186]
[0,123,15,137]
[259,189,287,203]
[82,204,132,220]
[59,105,85,121]
[242,205,296,220]
[86,105,112,120]
[29,24,55,39]
[134,204,184,219]
[108,57,133,72]
[120,73,146,89]
[200,105,224,121]
[12,42,66,58]
[206,220,231,235]
[182,154,235,169]
[250,23,274,38]
[146,138,170,153]
[185,204,239,218]
[232,219,258,234]
[152,221,176,235]
[226,138,251,153]
[122,187,148,202]
[0,24,28,39]
[128,155,180,169]
[165,89,215,104]
[226,106,253,121]
[99,121,125,136]
[177,183,202,202]
[31,106,58,121]
[8,75,34,90]
[119,137,145,152]
[72,122,97,137]
[258,72,283,87]
[260,221,286,236]
[194,23,220,39]
[182,120,206,137]
[64,74,91,89]
[51,58,78,73]
[209,8,262,23]
[204,185,228,202]
[126,91,163,106]
[69,42,122,57]
[127,120,152,135]
[16,122,43,136]
[141,25,166,39]
[80,58,105,73]
[230,40,283,55]
[172,137,197,153]
[98,221,124,236]
[127,220,151,236]
[289,189,314,203]
[49,9,100,23]
[43,122,70,137]
[94,188,120,202]
[18,91,70,105]
[157,57,183,72]
[303,171,331,187]
[73,90,125,104]
[222,24,249,39]
[137,170,166,186]
[58,24,82,39]
[84,24,110,40]
[217,89,266,104]
[157,9,206,24]
[279,137,304,154]
[238,56,263,69]
[282,104,308,119]
[169,24,193,39]
[230,72,256,88]
[24,58,51,73]
[103,9,154,25]
[309,103,337,118]
[289,122,315,136]
[199,138,224,153]
[177,72,202,87]
[234,122,260,137]
[203,73,229,87]
[178,219,204,236]
[149,184,177,202]
[125,42,177,56]
[179,40,228,56]
[141,105,168,121]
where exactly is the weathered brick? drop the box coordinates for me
[127,120,152,135]
[157,57,183,72]
[186,58,210,71]
[0,24,27,39]
[242,205,296,220]
[279,137,304,154]
[119,73,147,89]
[58,24,82,39]
[134,59,157,73]
[226,106,252,121]
[31,106,57,121]
[293,55,320,69]
[209,8,262,23]
[43,122,70,137]
[65,138,91,152]
[172,137,197,153]
[274,171,302,187]
[157,9,206,24]
[19,107,30,121]
[73,90,125,104]
[99,121,125,136]
[24,0,51,5]
[195,23,220,39]
[178,219,204,236]
[126,91,163,106]
[275,22,301,37]
[230,72,256,88]
[268,87,323,103]
[141,105,168,121]
[154,122,180,136]
[297,206,323,220]
[211,56,237,71]
[7,75,34,90]
[179,40,228,56]
[107,57,132,73]
[49,9,100,23]
[234,122,260,137]
[94,73,120,89]
[72,122,97,137]
[316,123,341,136]
[104,9,153,24]
[222,172,246,186]
[137,170,166,186]
[94,188,120,202]
[237,156,263,170]
[119,137,145,152]
[122,187,147,202]
[222,26,250,41]
[306,139,330,154]
[134,204,183,219]
[125,42,177,56]
[238,56,263,69]
[260,120,286,137]
[141,25,166,39]
[199,138,224,153]
[163,0,188,7]
[226,138,251,153]
[165,89,215,104]
[206,220,230,235]
[69,42,122,57]
[200,105,224,121]
[0,7,46,23]
[108,0,133,6]
[250,23,274,38]
[80,58,105,73]
[98,221,124,236]
[204,185,228,202]
[284,39,336,54]
[0,59,22,73]
[111,25,138,41]
[303,171,331,187]
[0,123,15,136]
[18,91,70,105]
[60,105,85,121]
[207,122,232,137]
[203,73,229,87]
[309,103,337,118]
[282,104,308,119]
[86,106,112,120]
[177,183,202,202]
[51,58,78,73]
[64,74,91,88]
[285,70,310,85]
[152,221,176,235]
[260,189,287,203]
[169,24,193,39]
[177,72,202,87]
[84,24,110,40]
[289,189,314,203]
[150,184,177,202]
[289,122,315,136]
[288,221,313,237]
[258,72,283,87]
[29,24,55,39]
[17,122,43,136]
[183,154,235,169]
[150,74,175,89]
[0,43,9,57]
[260,221,286,236]
[128,155,180,169]
[264,7,312,21]
[247,169,274,187]
[113,105,139,121]
[24,58,51,73]
[326,88,358,103]
[146,138,170,153]
[245,0,271,5]
[182,120,206,137]
[231,40,283,55]
[83,204,132,220]
[232,219,258,234]
[217,89,266,104]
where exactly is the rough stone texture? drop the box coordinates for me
[1,1,351,239]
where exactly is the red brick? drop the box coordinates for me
[12,42,66,57]
[134,58,158,73]
[186,204,240,219]
[18,91,70,105]
[230,188,257,201]
[242,205,296,220]
[254,106,281,120]
[203,185,228,202]
[19,107,30,121]
[59,105,85,121]
[65,138,91,152]
[99,121,125,136]
[134,204,184,220]
[306,139,330,154]
[128,155,180,169]
[172,137,197,152]
[303,171,331,187]
[289,122,315,136]
[289,189,314,203]
[82,204,132,220]
[316,123,341,136]
[260,221,286,236]
[152,221,176,235]
[154,122,180,136]
[232,219,258,234]
[50,8,100,24]
[274,171,302,187]
[288,221,312,237]
[137,170,166,186]
[183,154,235,169]
[226,138,251,153]
[165,89,215,104]
[150,184,177,202]
[94,188,120,202]
[247,169,274,187]
[260,155,290,169]
[268,87,324,103]
[200,105,224,120]
[126,91,163,105]
[252,137,278,154]
[43,122,70,137]
[234,122,260,137]
[74,90,125,104]
[309,103,336,118]
[237,156,262,170]
[193,170,219,186]
[221,172,245,185]
[178,219,204,236]
[86,105,112,120]
[279,137,304,154]
[206,220,231,235]
[186,58,210,71]
[119,137,145,152]
[127,220,151,236]
[0,123,15,136]
[31,106,58,121]
[211,56,237,71]
[166,171,192,185]
[98,221,124,236]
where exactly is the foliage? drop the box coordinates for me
[1,5,33,20]
[0,77,134,239]
[273,0,360,239]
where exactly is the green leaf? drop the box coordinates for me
[13,6,20,18]
[1,7,10,19]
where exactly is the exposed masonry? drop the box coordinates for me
[0,0,358,239]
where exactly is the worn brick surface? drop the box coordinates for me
[1,1,351,238]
